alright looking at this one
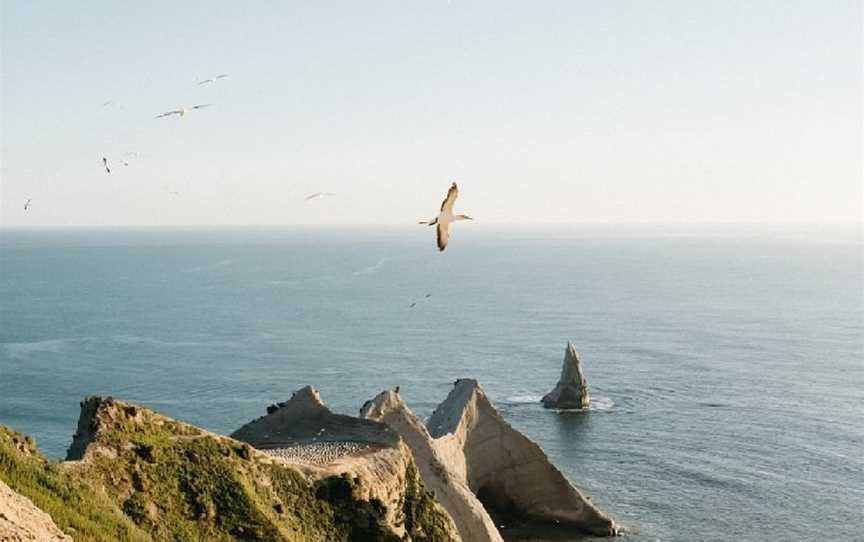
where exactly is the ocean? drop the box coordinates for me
[1,225,861,541]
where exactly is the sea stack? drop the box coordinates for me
[542,342,590,409]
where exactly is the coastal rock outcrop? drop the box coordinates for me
[1,382,621,541]
[541,342,591,409]
[0,395,457,541]
[428,379,619,537]
[361,388,503,542]
[0,480,71,542]
[232,386,459,541]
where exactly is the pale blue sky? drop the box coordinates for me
[1,1,861,226]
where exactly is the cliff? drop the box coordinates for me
[1,396,455,541]
[1,382,620,541]
[231,386,458,541]
[360,389,503,542]
[428,379,619,537]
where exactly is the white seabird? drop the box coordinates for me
[24,198,32,211]
[304,192,336,201]
[419,182,472,251]
[197,74,228,85]
[154,104,211,119]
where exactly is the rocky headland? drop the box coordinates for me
[0,380,619,541]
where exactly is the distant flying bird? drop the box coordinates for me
[24,198,31,211]
[304,192,336,201]
[101,100,115,107]
[154,104,211,119]
[102,157,111,174]
[122,151,140,166]
[197,74,228,85]
[419,182,472,251]
[408,293,432,308]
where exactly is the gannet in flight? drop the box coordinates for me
[419,182,472,251]
[24,199,32,211]
[197,74,228,85]
[304,192,336,201]
[154,104,211,119]
[408,293,432,308]
[102,157,111,174]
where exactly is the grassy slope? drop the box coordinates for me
[0,425,149,541]
[0,397,454,542]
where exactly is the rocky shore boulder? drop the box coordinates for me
[0,480,71,542]
[541,342,591,409]
[361,388,503,542]
[428,379,619,537]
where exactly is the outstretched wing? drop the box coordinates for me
[154,110,181,119]
[440,182,458,213]
[191,104,211,110]
[197,78,214,85]
[436,222,450,251]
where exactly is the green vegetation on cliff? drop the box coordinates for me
[0,397,454,541]
[0,424,149,541]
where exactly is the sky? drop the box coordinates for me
[1,1,861,227]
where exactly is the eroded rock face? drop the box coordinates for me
[361,388,503,542]
[428,379,619,537]
[233,386,459,541]
[541,342,591,409]
[0,480,71,542]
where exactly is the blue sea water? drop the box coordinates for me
[0,225,862,541]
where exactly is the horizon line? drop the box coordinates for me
[1,220,861,231]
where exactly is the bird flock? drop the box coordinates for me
[22,72,474,258]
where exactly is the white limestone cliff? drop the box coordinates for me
[361,389,504,542]
[428,379,619,537]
